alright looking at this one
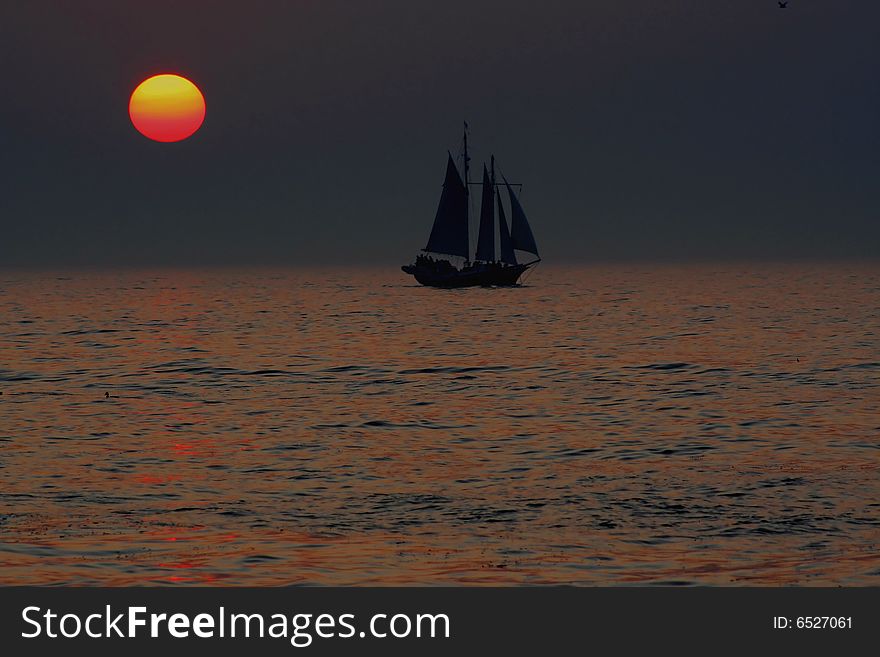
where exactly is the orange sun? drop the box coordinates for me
[129,74,206,143]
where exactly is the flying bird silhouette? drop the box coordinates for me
[778,1,788,7]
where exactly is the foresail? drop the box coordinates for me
[475,165,495,262]
[424,154,469,258]
[497,190,517,265]
[504,176,539,258]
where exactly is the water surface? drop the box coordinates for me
[0,264,877,585]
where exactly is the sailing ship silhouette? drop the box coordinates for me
[402,123,540,287]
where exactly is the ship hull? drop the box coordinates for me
[401,262,533,288]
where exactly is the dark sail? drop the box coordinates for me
[504,176,539,258]
[424,154,469,258]
[475,165,495,262]
[497,190,517,265]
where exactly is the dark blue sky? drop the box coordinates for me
[1,1,877,266]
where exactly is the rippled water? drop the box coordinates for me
[0,264,877,585]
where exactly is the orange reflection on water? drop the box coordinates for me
[0,264,877,585]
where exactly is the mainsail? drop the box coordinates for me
[504,176,540,258]
[497,190,517,265]
[475,165,495,262]
[423,154,469,258]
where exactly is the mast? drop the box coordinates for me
[463,121,470,261]
[463,122,470,197]
[491,154,495,263]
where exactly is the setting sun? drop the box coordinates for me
[129,74,205,143]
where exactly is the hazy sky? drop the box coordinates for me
[1,1,878,266]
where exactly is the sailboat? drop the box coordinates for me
[401,123,540,287]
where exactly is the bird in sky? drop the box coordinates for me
[778,1,788,7]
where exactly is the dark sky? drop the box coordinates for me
[1,1,878,267]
